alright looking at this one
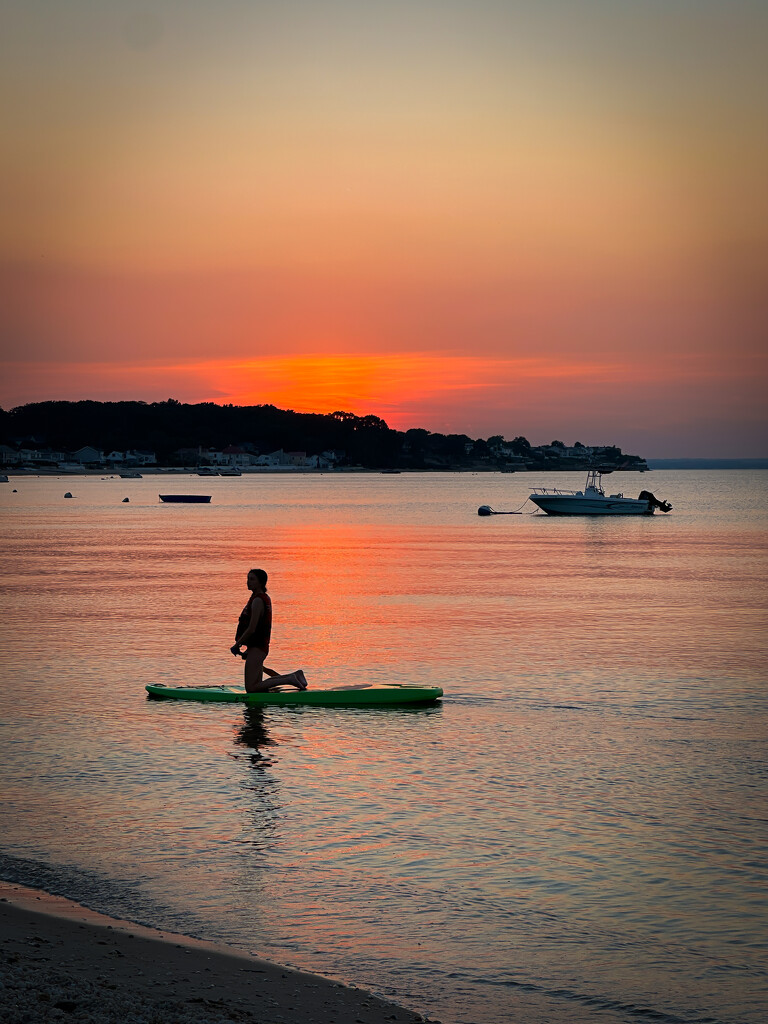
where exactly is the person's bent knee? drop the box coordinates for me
[244,647,266,692]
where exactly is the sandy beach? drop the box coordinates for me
[0,883,428,1024]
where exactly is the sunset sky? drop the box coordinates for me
[1,1,766,456]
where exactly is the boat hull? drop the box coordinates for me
[530,495,651,516]
[159,494,211,503]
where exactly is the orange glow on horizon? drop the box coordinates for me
[1,352,628,422]
[3,348,767,452]
[209,353,627,418]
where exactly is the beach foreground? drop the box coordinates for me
[0,883,427,1024]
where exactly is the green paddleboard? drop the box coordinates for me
[145,683,443,707]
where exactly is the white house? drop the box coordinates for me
[0,445,21,464]
[220,445,252,467]
[71,446,103,464]
[195,447,220,465]
[255,450,285,467]
[40,448,67,463]
[126,449,157,465]
[19,446,67,463]
[284,451,307,467]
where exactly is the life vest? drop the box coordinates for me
[236,591,272,653]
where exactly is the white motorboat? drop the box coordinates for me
[529,469,671,516]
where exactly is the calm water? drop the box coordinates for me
[1,471,766,1024]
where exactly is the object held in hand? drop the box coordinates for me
[230,643,241,656]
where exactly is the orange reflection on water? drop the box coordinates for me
[231,522,477,688]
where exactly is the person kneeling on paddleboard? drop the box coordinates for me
[230,568,308,693]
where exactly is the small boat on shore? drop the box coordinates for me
[159,494,211,503]
[529,469,671,516]
[120,471,142,479]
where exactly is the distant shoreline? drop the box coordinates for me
[647,458,768,470]
[2,461,767,477]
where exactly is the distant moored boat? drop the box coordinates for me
[529,469,671,516]
[159,494,212,503]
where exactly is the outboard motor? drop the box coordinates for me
[638,490,672,513]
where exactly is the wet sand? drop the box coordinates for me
[0,882,428,1024]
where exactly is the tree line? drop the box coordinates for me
[0,399,642,470]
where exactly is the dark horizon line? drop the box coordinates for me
[646,457,768,466]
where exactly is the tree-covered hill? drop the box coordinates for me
[0,399,647,471]
[0,399,467,469]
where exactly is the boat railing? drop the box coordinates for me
[530,486,580,495]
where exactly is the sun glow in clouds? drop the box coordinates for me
[1,351,623,421]
[4,348,764,446]
[212,353,626,416]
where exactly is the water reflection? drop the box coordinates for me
[234,707,277,770]
[232,709,284,856]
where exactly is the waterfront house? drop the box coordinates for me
[17,445,67,465]
[0,444,21,464]
[285,451,307,467]
[71,446,103,464]
[220,445,252,467]
[255,450,284,467]
[126,449,157,465]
